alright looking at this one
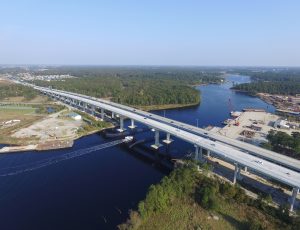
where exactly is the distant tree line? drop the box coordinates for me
[0,84,38,100]
[233,81,300,95]
[32,67,224,107]
[232,70,300,95]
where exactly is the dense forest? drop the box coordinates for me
[233,81,300,95]
[119,164,299,230]
[262,130,300,158]
[0,84,38,100]
[232,70,300,95]
[31,67,223,107]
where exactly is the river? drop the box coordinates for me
[0,75,275,230]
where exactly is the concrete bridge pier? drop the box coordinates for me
[194,145,203,161]
[100,108,105,120]
[233,163,239,184]
[163,133,173,144]
[207,150,211,157]
[199,146,203,160]
[81,102,87,112]
[111,112,115,119]
[128,119,136,129]
[244,166,248,172]
[151,129,162,149]
[194,145,199,160]
[75,100,80,108]
[290,187,299,212]
[91,105,95,116]
[117,116,126,132]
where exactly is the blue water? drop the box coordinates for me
[0,75,275,230]
[153,75,275,128]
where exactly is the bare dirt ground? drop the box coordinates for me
[217,111,299,145]
[12,110,83,142]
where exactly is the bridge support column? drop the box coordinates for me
[78,101,83,109]
[233,163,239,184]
[207,150,211,157]
[77,100,81,108]
[194,145,199,160]
[237,167,243,180]
[151,129,162,149]
[244,166,248,173]
[117,116,126,132]
[91,105,95,116]
[128,119,136,129]
[101,108,105,121]
[199,147,203,160]
[289,187,299,212]
[163,133,173,144]
[111,112,115,119]
[81,102,85,111]
[194,146,203,161]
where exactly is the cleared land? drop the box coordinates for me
[217,111,299,145]
[0,106,44,145]
[12,110,83,142]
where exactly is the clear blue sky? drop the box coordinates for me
[1,0,299,66]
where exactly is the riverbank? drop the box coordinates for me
[231,89,300,118]
[0,140,73,153]
[0,126,114,154]
[134,101,200,111]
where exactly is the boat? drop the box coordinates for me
[124,136,134,143]
[230,111,242,118]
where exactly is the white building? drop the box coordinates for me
[273,119,289,129]
[68,112,82,121]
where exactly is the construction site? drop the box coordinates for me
[210,110,300,146]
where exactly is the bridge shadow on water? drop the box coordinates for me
[102,128,175,175]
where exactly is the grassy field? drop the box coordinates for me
[0,106,37,121]
[0,106,44,145]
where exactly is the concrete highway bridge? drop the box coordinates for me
[21,82,300,211]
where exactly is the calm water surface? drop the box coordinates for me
[0,75,275,230]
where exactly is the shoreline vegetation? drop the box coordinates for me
[119,163,300,230]
[134,101,200,111]
[231,70,300,96]
[30,66,223,110]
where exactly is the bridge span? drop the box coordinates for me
[42,87,300,172]
[21,83,300,211]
